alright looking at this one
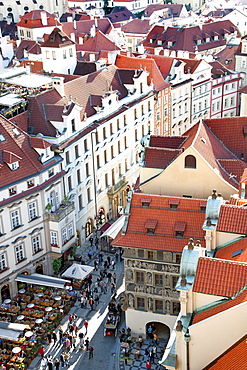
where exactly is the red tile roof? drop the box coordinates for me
[121,19,151,34]
[150,135,186,148]
[203,334,247,370]
[16,40,42,60]
[205,117,247,162]
[112,193,206,252]
[76,30,120,52]
[17,10,61,29]
[217,205,247,234]
[0,115,59,189]
[144,4,184,17]
[42,28,75,48]
[193,257,247,297]
[144,147,181,168]
[213,44,238,71]
[215,237,247,263]
[192,288,247,325]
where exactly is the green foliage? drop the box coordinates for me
[52,258,62,274]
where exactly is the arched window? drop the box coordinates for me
[185,155,196,169]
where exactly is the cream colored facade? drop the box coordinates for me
[140,147,237,200]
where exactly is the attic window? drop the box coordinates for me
[0,133,5,141]
[11,161,19,170]
[16,1,21,4]
[13,128,20,136]
[169,199,179,210]
[145,219,158,235]
[141,197,151,208]
[9,186,17,196]
[232,249,243,258]
[33,0,37,3]
[243,126,247,138]
[185,155,196,169]
[174,221,186,238]
[200,205,206,212]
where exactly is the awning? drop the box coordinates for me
[15,273,70,289]
[101,215,125,240]
[61,263,94,280]
[0,321,29,341]
[98,222,111,232]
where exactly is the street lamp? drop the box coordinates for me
[184,331,191,370]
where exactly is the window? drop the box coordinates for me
[135,129,138,141]
[77,169,81,184]
[96,155,100,169]
[117,119,120,131]
[68,176,72,192]
[147,251,154,259]
[230,97,235,106]
[75,145,79,158]
[51,231,58,245]
[111,145,114,159]
[124,137,127,149]
[11,162,19,170]
[68,222,73,239]
[224,98,228,108]
[69,48,73,57]
[78,195,83,210]
[148,101,151,111]
[104,172,109,188]
[28,202,37,221]
[52,51,56,60]
[134,109,137,119]
[155,300,163,313]
[62,227,67,244]
[110,123,113,135]
[176,230,184,238]
[87,187,91,203]
[48,169,54,177]
[172,276,179,288]
[137,297,145,310]
[15,245,24,263]
[118,163,122,176]
[125,158,128,172]
[140,83,143,93]
[9,186,17,196]
[155,274,163,287]
[138,249,144,258]
[84,139,88,152]
[46,50,50,59]
[136,271,144,284]
[172,301,180,315]
[95,131,99,143]
[185,155,196,168]
[85,163,89,177]
[216,101,220,110]
[71,119,75,132]
[0,254,6,270]
[27,31,31,38]
[32,235,41,254]
[11,210,20,229]
[104,150,107,164]
[123,115,126,126]
[103,127,106,139]
[63,50,67,59]
[65,151,70,165]
[141,105,144,115]
[112,168,115,185]
[118,141,121,154]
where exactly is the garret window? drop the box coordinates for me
[145,219,158,235]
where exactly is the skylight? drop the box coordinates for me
[232,249,243,258]
[0,133,5,141]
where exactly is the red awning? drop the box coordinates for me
[98,222,111,232]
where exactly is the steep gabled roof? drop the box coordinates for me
[0,115,56,188]
[42,28,75,48]
[213,45,238,71]
[17,10,61,29]
[105,9,134,24]
[16,40,42,60]
[77,30,120,52]
[145,147,180,168]
[217,205,247,234]
[193,257,247,297]
[121,19,151,35]
[144,4,184,18]
[215,236,247,262]
[112,193,206,252]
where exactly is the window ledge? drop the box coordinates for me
[11,225,23,231]
[33,249,44,255]
[29,216,41,223]
[16,257,27,265]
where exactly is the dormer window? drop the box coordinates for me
[174,221,186,238]
[169,199,179,210]
[141,197,151,209]
[11,161,19,170]
[145,219,157,235]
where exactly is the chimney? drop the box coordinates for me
[74,20,76,30]
[0,14,3,22]
[188,238,194,250]
[90,24,96,38]
[176,320,183,332]
[206,217,211,227]
[41,11,48,26]
[211,189,217,199]
[6,16,12,25]
[70,33,75,42]
[180,275,187,286]
[52,76,65,98]
[95,17,98,28]
[196,240,201,247]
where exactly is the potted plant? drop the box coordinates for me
[45,203,52,211]
[52,258,62,275]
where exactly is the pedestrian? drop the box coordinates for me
[107,272,112,284]
[82,296,87,308]
[60,353,65,368]
[47,355,53,370]
[107,255,111,265]
[149,348,155,364]
[104,260,108,269]
[89,346,94,359]
[52,331,57,346]
[73,322,78,335]
[95,237,99,248]
[88,251,92,259]
[99,280,104,293]
[89,236,93,246]
[153,332,158,345]
[85,337,90,351]
[54,358,60,370]
[58,327,63,343]
[89,297,94,310]
[47,333,52,344]
[72,313,78,322]
[84,320,88,334]
[94,294,99,306]
[94,281,98,293]
[39,345,45,358]
[144,348,149,362]
[65,337,71,352]
[113,272,116,284]
[72,336,76,350]
[152,345,157,358]
[103,281,107,293]
[111,282,116,294]
[40,357,47,370]
[94,259,99,271]
[146,360,152,369]
[79,332,84,349]
[111,259,115,270]
[64,352,69,366]
[69,324,74,335]
[115,252,119,263]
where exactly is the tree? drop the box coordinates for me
[52,258,62,275]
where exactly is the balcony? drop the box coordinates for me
[107,177,128,196]
[44,202,75,222]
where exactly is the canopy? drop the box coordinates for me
[15,273,70,289]
[101,215,125,240]
[0,321,29,341]
[0,93,25,107]
[61,263,94,280]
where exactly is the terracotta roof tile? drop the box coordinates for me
[217,205,247,234]
[193,257,247,296]
[150,135,186,148]
[121,19,151,34]
[145,219,158,228]
[174,221,186,231]
[215,237,247,262]
[203,334,247,370]
[17,10,61,29]
[42,28,75,48]
[112,193,206,252]
[144,4,184,17]
[77,30,120,52]
[144,147,181,168]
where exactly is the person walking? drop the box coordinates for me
[58,327,63,343]
[65,337,71,352]
[85,337,90,351]
[113,272,116,284]
[39,345,45,358]
[146,360,152,369]
[111,259,115,270]
[89,236,93,246]
[47,333,52,344]
[103,281,107,294]
[52,331,57,346]
[72,336,76,350]
[54,358,60,370]
[40,357,47,370]
[84,320,88,334]
[60,353,65,368]
[64,352,69,367]
[89,297,94,310]
[47,355,53,370]
[107,272,112,284]
[89,346,94,359]
[94,294,99,306]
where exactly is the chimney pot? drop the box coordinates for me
[180,274,187,286]
[176,320,183,332]
[188,238,194,250]
[212,189,217,199]
[196,240,201,247]
[206,217,211,226]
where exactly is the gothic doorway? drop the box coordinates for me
[35,265,43,274]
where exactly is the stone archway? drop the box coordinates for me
[1,284,10,301]
[146,321,170,341]
[35,264,43,274]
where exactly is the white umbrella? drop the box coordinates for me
[45,307,52,312]
[35,318,43,324]
[25,331,33,338]
[4,299,11,304]
[61,263,94,280]
[37,293,43,297]
[27,303,34,309]
[17,315,24,320]
[12,347,21,354]
[54,296,61,301]
[19,289,26,294]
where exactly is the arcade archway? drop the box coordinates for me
[146,321,170,341]
[35,264,43,274]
